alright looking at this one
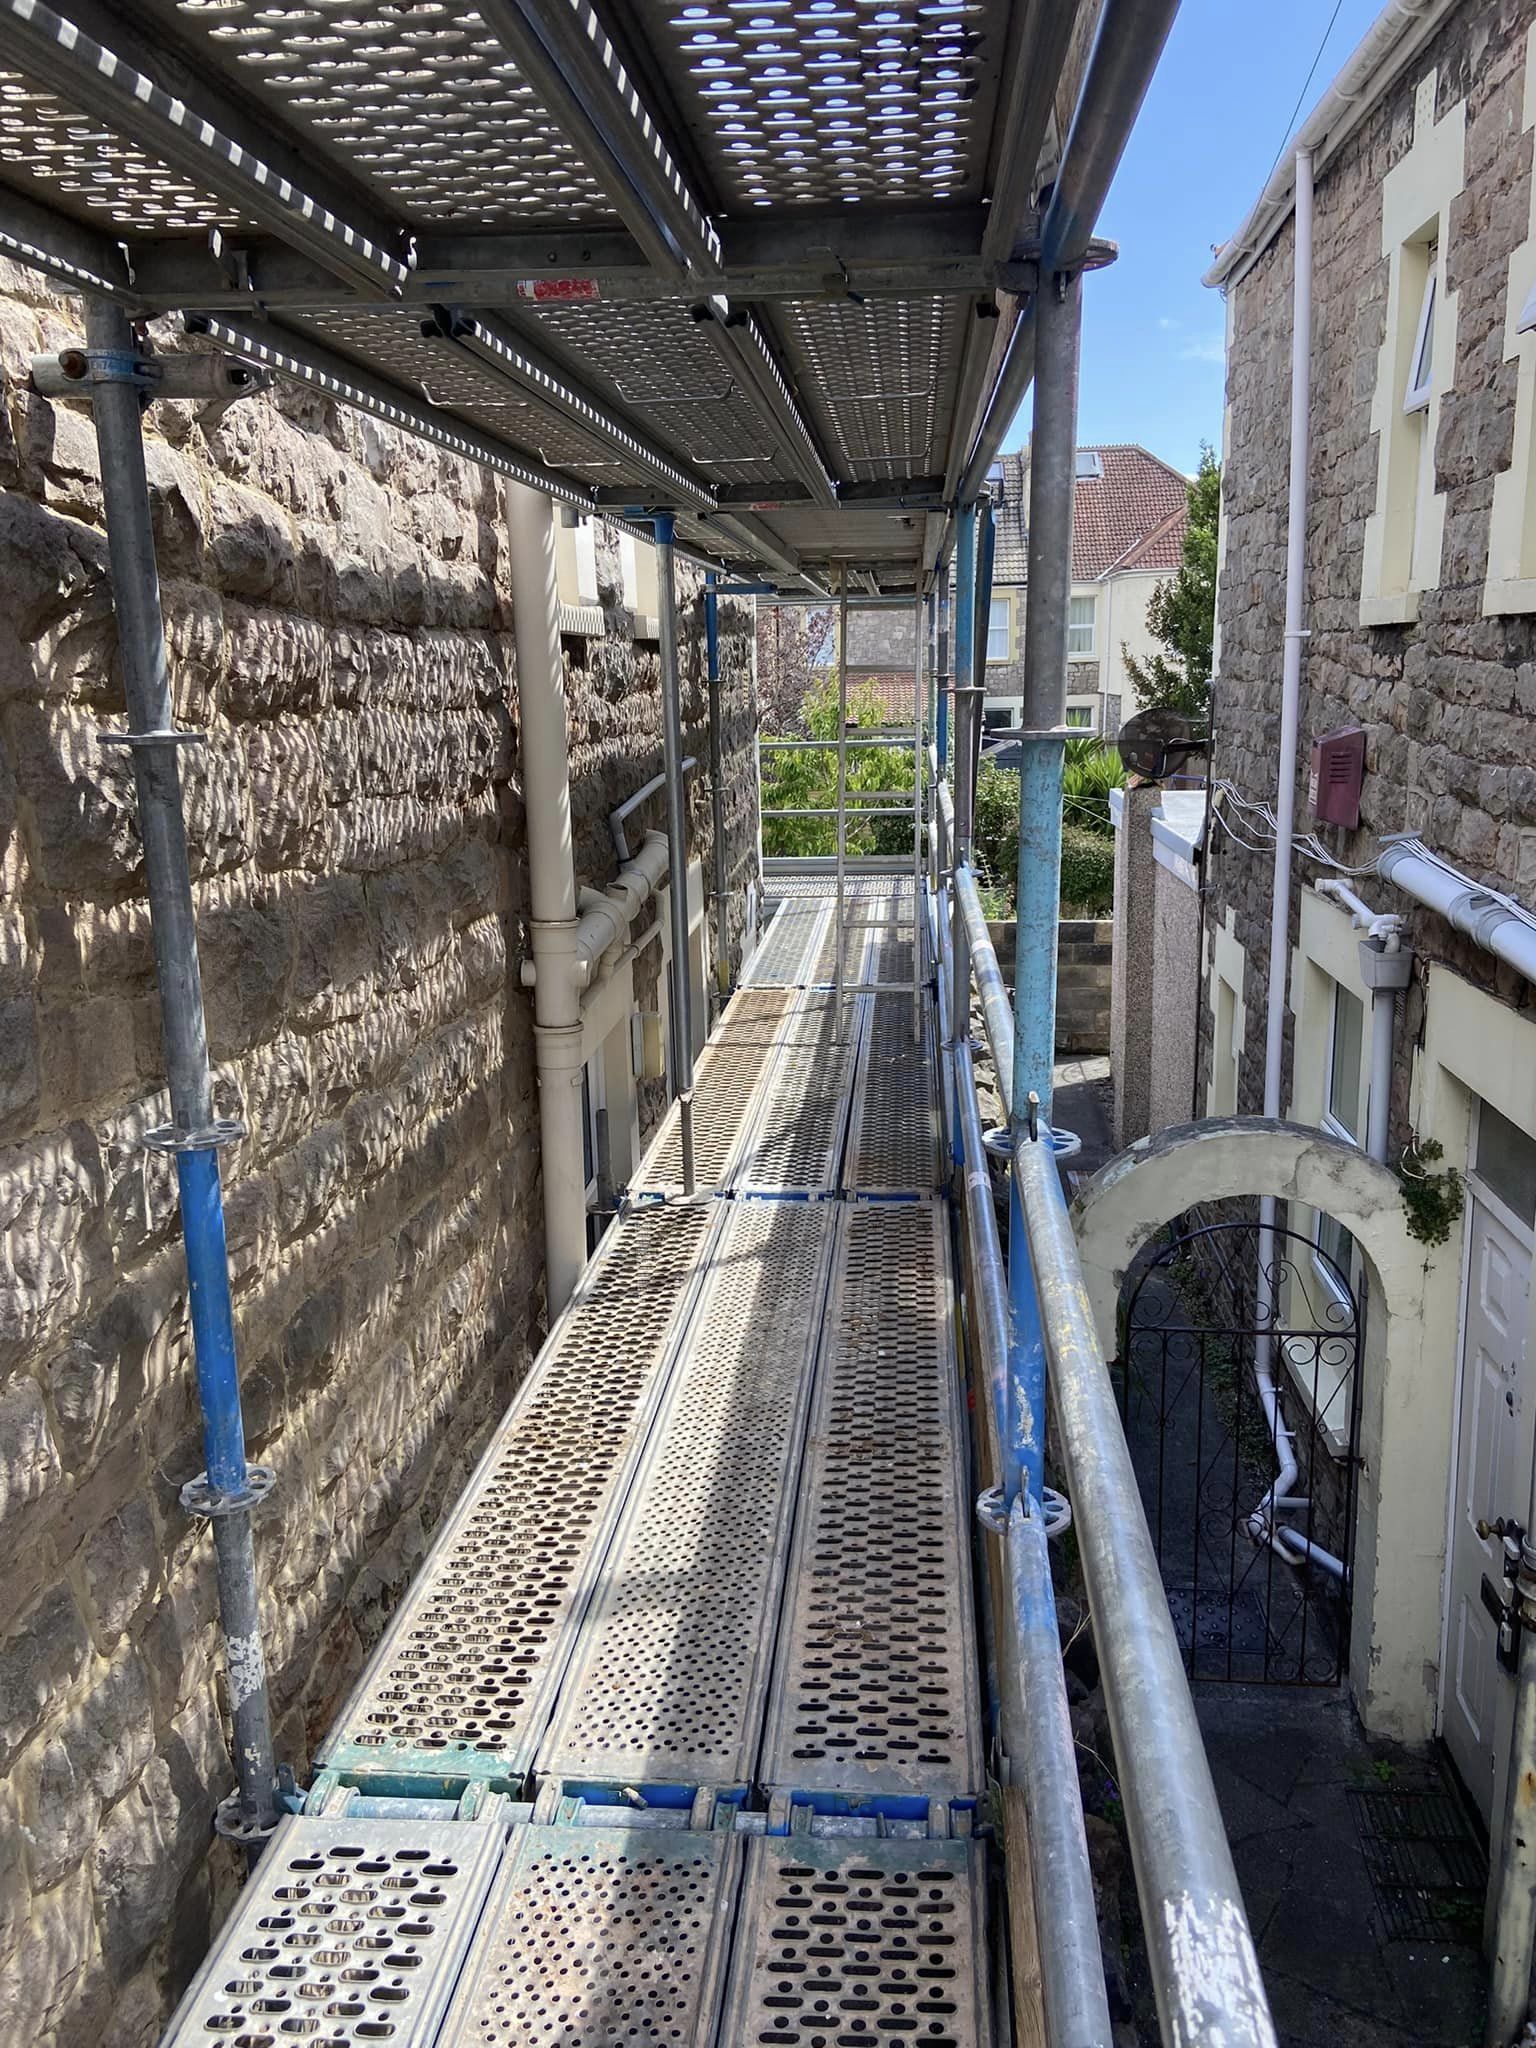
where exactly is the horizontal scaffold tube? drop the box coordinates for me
[953,864,1015,1118]
[1012,1135,1277,2048]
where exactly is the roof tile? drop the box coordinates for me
[988,443,1189,586]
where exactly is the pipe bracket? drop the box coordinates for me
[214,1789,282,1845]
[182,1465,277,1519]
[99,727,209,750]
[143,1116,247,1155]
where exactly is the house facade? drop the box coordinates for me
[1193,0,1536,1845]
[985,443,1189,738]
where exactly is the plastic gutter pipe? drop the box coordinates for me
[1253,148,1313,1569]
[609,756,698,862]
[570,830,673,984]
[509,479,590,1312]
[653,514,696,1192]
[1376,837,1536,984]
[1012,1136,1278,2048]
[704,572,731,1005]
[85,300,279,1843]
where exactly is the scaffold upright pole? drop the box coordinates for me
[654,514,696,1192]
[84,298,279,1847]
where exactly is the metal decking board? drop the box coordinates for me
[731,988,866,1194]
[634,987,797,1194]
[434,1823,740,2046]
[762,1202,983,1808]
[316,1202,723,1796]
[843,994,941,1196]
[538,1200,837,1796]
[160,1813,507,2048]
[718,1834,992,2048]
[743,899,831,988]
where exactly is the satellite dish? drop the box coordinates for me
[1116,706,1207,782]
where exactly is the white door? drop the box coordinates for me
[1444,1189,1533,1823]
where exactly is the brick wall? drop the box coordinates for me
[1206,0,1536,1122]
[0,262,758,2044]
[985,918,1113,1053]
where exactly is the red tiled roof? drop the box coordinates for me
[991,444,1189,584]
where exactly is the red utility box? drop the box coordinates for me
[1308,726,1366,829]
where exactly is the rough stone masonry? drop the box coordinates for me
[0,260,759,2045]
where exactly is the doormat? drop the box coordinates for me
[1348,1782,1487,1944]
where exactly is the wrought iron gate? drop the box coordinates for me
[1113,1218,1363,1685]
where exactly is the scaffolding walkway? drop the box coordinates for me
[165,873,1000,2048]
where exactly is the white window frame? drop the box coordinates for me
[1067,594,1096,659]
[986,593,1011,663]
[1403,265,1437,414]
[1315,979,1365,1312]
[1064,702,1096,730]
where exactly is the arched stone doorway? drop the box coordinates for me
[1070,1117,1441,1742]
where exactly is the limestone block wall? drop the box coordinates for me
[1207,0,1536,1121]
[983,918,1113,1053]
[0,261,758,2046]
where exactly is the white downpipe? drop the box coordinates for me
[1251,151,1326,1577]
[1377,838,1536,984]
[572,830,672,985]
[507,480,588,1317]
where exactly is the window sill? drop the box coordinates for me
[1358,589,1420,628]
[1482,577,1536,618]
[558,600,606,637]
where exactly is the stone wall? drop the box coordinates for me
[0,262,758,2045]
[1207,0,1536,1127]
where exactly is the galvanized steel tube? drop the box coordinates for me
[654,515,696,1191]
[703,573,730,1003]
[86,298,278,1840]
[1013,1136,1277,2048]
[834,572,850,1033]
[954,865,1015,1119]
[1006,1499,1116,2048]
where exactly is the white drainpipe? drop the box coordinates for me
[1250,148,1314,1575]
[1377,837,1536,984]
[507,479,589,1317]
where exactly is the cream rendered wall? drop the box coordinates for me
[1102,566,1170,721]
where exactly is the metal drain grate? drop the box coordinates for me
[438,1823,739,2045]
[745,901,832,988]
[540,1202,836,1793]
[162,1815,505,2048]
[733,992,863,1193]
[637,989,796,1192]
[318,1203,721,1793]
[1350,1785,1487,1944]
[764,1203,982,1805]
[844,994,938,1195]
[719,1835,990,2047]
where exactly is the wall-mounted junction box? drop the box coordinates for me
[1308,726,1366,830]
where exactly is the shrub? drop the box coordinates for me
[1058,822,1115,916]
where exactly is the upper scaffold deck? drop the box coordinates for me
[0,0,1111,593]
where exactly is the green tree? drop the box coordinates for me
[760,674,917,858]
[1122,444,1219,722]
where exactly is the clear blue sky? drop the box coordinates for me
[1002,0,1386,473]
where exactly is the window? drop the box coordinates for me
[1485,35,1536,616]
[986,594,1011,662]
[1316,981,1365,1299]
[620,531,660,631]
[1473,1099,1536,1228]
[1067,594,1096,657]
[555,511,603,627]
[1211,976,1239,1117]
[1074,450,1103,480]
[1065,704,1095,729]
[1359,70,1463,625]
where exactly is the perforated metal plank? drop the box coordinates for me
[317,1203,722,1795]
[764,1203,982,1807]
[844,995,940,1196]
[732,990,864,1194]
[539,1201,836,1795]
[634,0,1007,213]
[160,1814,506,2048]
[861,924,917,987]
[786,295,971,480]
[745,899,831,988]
[808,910,871,990]
[635,988,796,1194]
[435,1823,739,2046]
[720,1835,992,2048]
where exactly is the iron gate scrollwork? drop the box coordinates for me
[1113,1218,1363,1685]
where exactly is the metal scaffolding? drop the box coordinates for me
[0,0,1287,2042]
